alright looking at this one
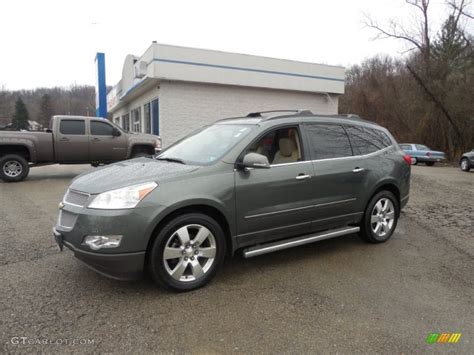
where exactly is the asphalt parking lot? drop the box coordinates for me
[1,164,473,353]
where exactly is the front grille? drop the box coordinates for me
[58,210,77,229]
[64,189,90,207]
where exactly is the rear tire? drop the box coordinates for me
[411,157,418,165]
[425,161,435,166]
[359,191,399,243]
[0,154,30,182]
[148,213,226,291]
[460,158,470,172]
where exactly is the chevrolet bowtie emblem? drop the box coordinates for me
[58,202,65,209]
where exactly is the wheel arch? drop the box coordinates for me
[0,143,33,161]
[130,144,155,157]
[146,202,234,260]
[366,180,401,216]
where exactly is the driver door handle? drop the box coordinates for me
[352,167,365,173]
[296,174,311,180]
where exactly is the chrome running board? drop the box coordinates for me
[242,226,360,258]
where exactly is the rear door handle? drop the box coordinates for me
[91,137,100,142]
[296,174,311,180]
[59,137,69,142]
[352,167,365,173]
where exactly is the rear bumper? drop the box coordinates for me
[53,228,145,281]
[415,156,445,162]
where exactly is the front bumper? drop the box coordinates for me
[53,228,145,280]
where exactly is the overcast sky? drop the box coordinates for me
[0,0,469,90]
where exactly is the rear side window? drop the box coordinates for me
[400,144,412,150]
[345,126,392,155]
[59,120,85,135]
[91,121,114,135]
[415,144,429,150]
[305,124,352,160]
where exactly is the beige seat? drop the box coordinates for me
[272,138,298,164]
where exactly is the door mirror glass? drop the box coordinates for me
[112,127,121,137]
[242,153,270,169]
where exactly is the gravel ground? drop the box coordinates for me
[0,164,472,353]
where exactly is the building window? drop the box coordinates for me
[122,113,130,131]
[143,102,151,134]
[151,98,159,135]
[131,107,141,132]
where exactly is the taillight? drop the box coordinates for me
[403,154,412,165]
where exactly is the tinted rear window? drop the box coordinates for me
[91,121,114,135]
[59,120,85,135]
[346,126,392,155]
[305,124,353,159]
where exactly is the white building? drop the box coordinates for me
[107,43,345,147]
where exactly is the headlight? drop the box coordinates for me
[88,182,158,209]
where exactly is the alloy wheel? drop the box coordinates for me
[370,198,395,238]
[163,224,217,282]
[3,160,22,177]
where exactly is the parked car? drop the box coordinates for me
[399,143,446,166]
[0,115,161,182]
[53,110,411,291]
[459,149,474,172]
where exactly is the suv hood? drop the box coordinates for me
[69,158,199,194]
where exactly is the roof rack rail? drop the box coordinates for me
[332,114,361,120]
[246,109,313,118]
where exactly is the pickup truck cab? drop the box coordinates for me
[0,115,161,182]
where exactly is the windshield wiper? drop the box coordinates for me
[156,157,186,164]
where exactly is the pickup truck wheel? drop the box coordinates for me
[359,191,399,243]
[0,154,29,182]
[148,213,226,291]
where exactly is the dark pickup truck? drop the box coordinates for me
[0,115,161,182]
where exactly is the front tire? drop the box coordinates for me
[460,158,470,172]
[359,191,399,243]
[148,213,226,291]
[0,154,30,182]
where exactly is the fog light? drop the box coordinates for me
[83,235,122,250]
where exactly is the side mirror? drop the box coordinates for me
[112,127,121,137]
[241,153,271,169]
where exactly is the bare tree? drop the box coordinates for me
[363,0,473,155]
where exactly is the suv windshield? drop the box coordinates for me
[158,124,253,165]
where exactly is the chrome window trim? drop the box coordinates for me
[268,145,393,167]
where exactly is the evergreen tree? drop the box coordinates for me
[11,97,29,130]
[38,94,54,127]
